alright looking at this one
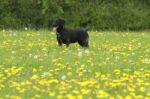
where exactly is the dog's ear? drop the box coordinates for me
[58,19,65,26]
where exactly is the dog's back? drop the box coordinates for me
[63,28,88,42]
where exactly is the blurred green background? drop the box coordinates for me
[0,0,150,30]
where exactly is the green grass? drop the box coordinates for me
[0,30,150,99]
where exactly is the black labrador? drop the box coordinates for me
[52,19,89,47]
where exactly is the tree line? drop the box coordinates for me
[0,0,150,31]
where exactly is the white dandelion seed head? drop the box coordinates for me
[43,72,49,76]
[25,27,28,31]
[34,55,38,59]
[29,53,32,57]
[78,52,83,57]
[83,69,87,73]
[85,50,89,54]
[132,53,135,55]
[61,75,67,80]
[109,49,113,52]
[11,51,16,54]
[115,56,120,60]
[77,48,81,51]
[146,49,150,53]
[3,29,5,32]
[106,57,110,61]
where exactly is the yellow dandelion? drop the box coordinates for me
[139,87,145,92]
[33,68,38,73]
[125,95,132,99]
[49,92,55,96]
[66,94,76,99]
[31,74,38,80]
[81,89,91,95]
[35,94,40,98]
[97,90,109,98]
[77,95,83,99]
[95,72,101,78]
[67,71,72,76]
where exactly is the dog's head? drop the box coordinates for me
[52,19,65,31]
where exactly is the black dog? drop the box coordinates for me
[52,19,89,47]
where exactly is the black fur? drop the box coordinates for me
[52,19,89,47]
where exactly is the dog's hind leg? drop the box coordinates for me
[78,39,89,48]
[65,39,70,47]
[83,42,89,47]
[84,37,89,47]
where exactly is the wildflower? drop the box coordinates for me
[35,94,40,98]
[24,27,28,31]
[77,48,81,51]
[146,49,150,53]
[34,55,38,59]
[11,51,16,54]
[114,69,120,75]
[61,75,67,80]
[2,29,5,32]
[85,50,89,54]
[77,95,83,99]
[142,58,150,64]
[78,52,83,57]
[32,86,40,91]
[109,49,113,52]
[57,95,63,99]
[139,87,145,92]
[31,75,38,80]
[82,69,87,73]
[42,72,49,77]
[97,90,109,98]
[125,95,132,99]
[95,72,101,78]
[115,56,120,60]
[67,71,72,76]
[29,53,32,57]
[33,68,38,73]
[49,92,55,96]
[72,90,80,94]
[19,88,26,93]
[10,96,21,99]
[66,94,76,99]
[81,89,91,95]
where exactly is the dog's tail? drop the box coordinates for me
[83,27,89,32]
[81,19,91,32]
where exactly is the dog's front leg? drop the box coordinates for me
[57,37,62,46]
[58,40,62,46]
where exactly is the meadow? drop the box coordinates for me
[0,30,150,99]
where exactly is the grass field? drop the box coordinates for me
[0,30,150,99]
